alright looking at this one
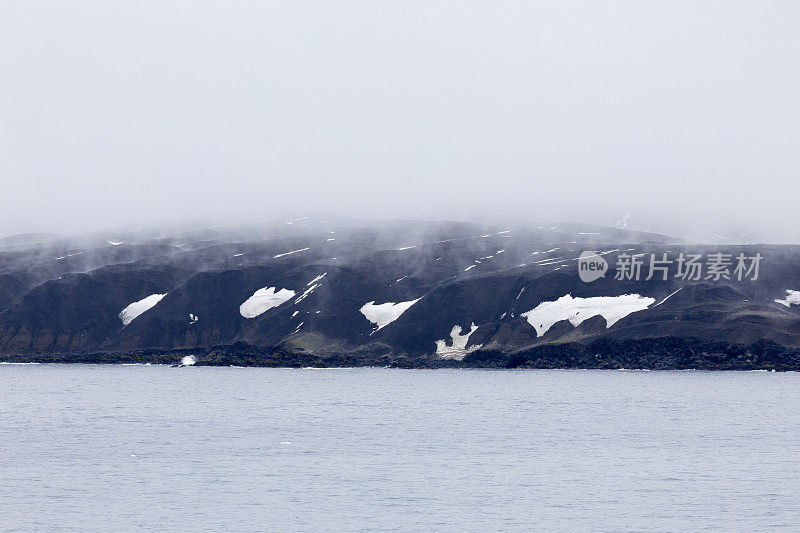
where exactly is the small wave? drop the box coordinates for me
[0,362,41,365]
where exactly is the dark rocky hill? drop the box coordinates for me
[2,217,800,368]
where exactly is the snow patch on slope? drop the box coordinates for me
[240,287,295,318]
[655,287,683,307]
[293,273,327,304]
[273,248,309,258]
[521,294,655,337]
[307,273,327,285]
[436,323,482,360]
[775,290,800,307]
[360,299,421,332]
[55,251,83,260]
[295,284,319,304]
[119,294,167,326]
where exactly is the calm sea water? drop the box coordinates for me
[1,365,799,532]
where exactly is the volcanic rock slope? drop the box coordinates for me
[2,216,800,360]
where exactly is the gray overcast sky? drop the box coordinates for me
[1,1,798,240]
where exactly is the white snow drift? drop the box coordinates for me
[360,298,421,331]
[436,323,482,360]
[119,294,167,326]
[273,248,309,258]
[307,273,327,285]
[240,287,295,318]
[775,290,800,307]
[521,294,655,337]
[294,284,319,304]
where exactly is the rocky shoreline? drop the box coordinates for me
[3,337,800,371]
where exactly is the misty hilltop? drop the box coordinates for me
[2,216,800,369]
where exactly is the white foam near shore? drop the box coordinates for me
[775,290,800,307]
[360,298,421,332]
[180,355,196,366]
[119,294,167,326]
[521,293,655,337]
[240,287,295,318]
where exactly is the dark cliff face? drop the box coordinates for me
[1,217,800,363]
